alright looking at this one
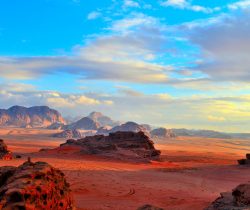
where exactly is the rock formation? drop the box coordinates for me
[60,131,161,161]
[206,182,250,210]
[150,128,176,138]
[0,106,65,128]
[238,153,250,165]
[137,204,164,210]
[0,160,74,209]
[66,117,100,130]
[0,139,13,160]
[53,129,82,139]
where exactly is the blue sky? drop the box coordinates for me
[0,0,250,132]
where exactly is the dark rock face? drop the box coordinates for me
[66,117,100,130]
[0,161,74,209]
[137,204,164,210]
[53,129,82,139]
[150,128,176,138]
[238,154,250,165]
[0,106,65,128]
[0,139,13,160]
[60,131,161,161]
[206,182,250,210]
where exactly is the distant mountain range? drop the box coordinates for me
[1,105,250,139]
[0,106,65,128]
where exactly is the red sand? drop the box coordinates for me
[0,127,250,210]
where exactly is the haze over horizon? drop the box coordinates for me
[0,0,250,132]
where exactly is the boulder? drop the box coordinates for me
[0,160,74,209]
[205,182,250,210]
[0,139,13,160]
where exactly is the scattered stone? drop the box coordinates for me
[0,160,74,209]
[237,154,250,165]
[137,204,164,210]
[52,129,82,139]
[60,131,161,161]
[205,182,250,209]
[0,139,13,160]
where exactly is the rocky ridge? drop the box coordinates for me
[0,106,65,128]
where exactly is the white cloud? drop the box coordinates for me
[228,0,250,10]
[87,11,102,20]
[161,0,218,13]
[123,0,140,8]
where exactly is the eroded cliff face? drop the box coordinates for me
[0,160,74,209]
[60,131,161,161]
[0,106,65,128]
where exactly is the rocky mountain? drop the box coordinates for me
[88,111,119,127]
[52,129,82,139]
[173,128,232,139]
[0,106,65,128]
[66,117,100,130]
[0,160,74,209]
[206,182,250,210]
[150,128,176,138]
[59,131,161,161]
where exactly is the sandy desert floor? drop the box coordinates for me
[0,127,250,210]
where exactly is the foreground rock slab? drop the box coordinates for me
[205,182,250,210]
[60,131,161,161]
[0,160,74,209]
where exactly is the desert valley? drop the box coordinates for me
[0,106,249,209]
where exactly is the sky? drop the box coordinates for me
[0,0,250,132]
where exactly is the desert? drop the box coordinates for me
[0,126,249,210]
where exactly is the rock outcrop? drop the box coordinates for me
[0,139,13,160]
[206,182,250,210]
[238,154,250,165]
[0,160,74,209]
[53,129,82,139]
[60,131,161,161]
[0,106,65,128]
[150,128,176,138]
